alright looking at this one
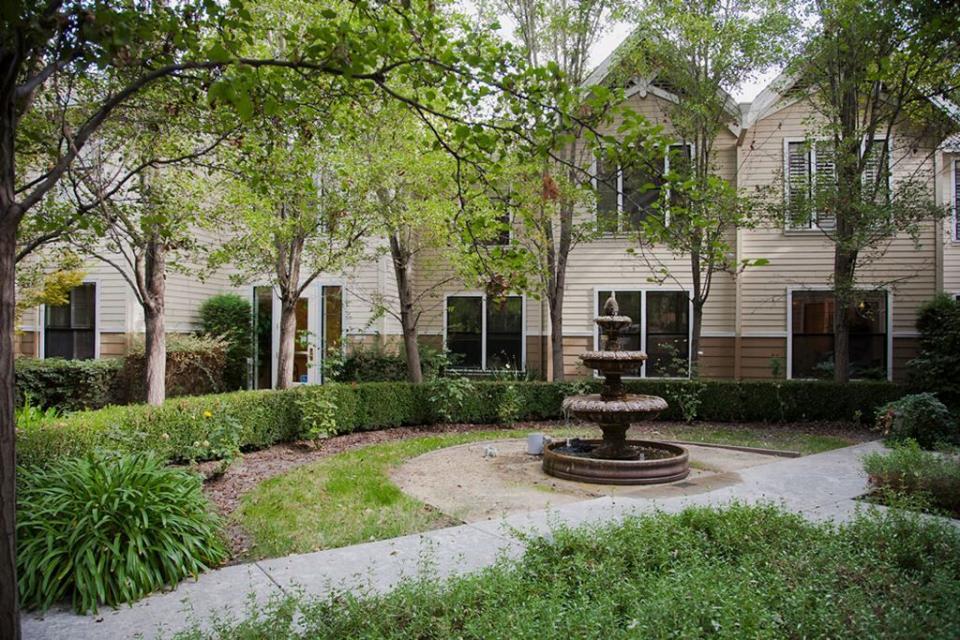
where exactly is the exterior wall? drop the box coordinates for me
[940,151,960,296]
[737,98,939,379]
[738,337,787,380]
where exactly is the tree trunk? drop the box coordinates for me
[276,298,298,390]
[832,249,857,384]
[690,303,703,377]
[142,239,167,405]
[389,234,422,383]
[549,293,564,381]
[0,218,21,640]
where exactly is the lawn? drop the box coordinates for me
[236,423,868,559]
[176,504,960,640]
[638,422,866,454]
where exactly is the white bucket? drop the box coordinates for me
[527,433,546,455]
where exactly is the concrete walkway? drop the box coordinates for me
[22,440,950,640]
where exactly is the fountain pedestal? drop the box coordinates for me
[542,298,690,485]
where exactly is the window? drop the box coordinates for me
[596,144,691,233]
[445,295,523,370]
[785,139,836,229]
[790,290,888,380]
[596,290,690,378]
[44,283,96,359]
[953,159,959,241]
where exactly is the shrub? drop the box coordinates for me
[17,452,228,613]
[863,441,960,517]
[18,379,905,469]
[331,343,451,383]
[116,334,228,402]
[200,294,253,391]
[15,357,122,411]
[909,294,960,408]
[876,393,958,449]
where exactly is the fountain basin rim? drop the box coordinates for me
[580,350,648,361]
[543,439,689,485]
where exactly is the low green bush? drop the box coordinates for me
[330,344,451,383]
[18,378,904,469]
[876,393,958,449]
[200,293,253,391]
[863,441,960,518]
[116,334,228,402]
[909,294,960,408]
[171,504,960,640]
[15,357,122,411]
[17,452,228,613]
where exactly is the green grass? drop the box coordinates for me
[644,423,864,454]
[175,504,960,640]
[237,430,527,558]
[238,424,864,559]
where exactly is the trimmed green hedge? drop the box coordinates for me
[15,358,122,411]
[17,379,905,469]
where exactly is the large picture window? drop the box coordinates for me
[44,283,96,360]
[596,290,690,378]
[790,290,888,380]
[446,295,523,370]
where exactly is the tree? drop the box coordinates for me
[341,104,478,383]
[611,0,795,373]
[209,106,373,389]
[480,0,624,380]
[784,0,959,382]
[1,0,595,632]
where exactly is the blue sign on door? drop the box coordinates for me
[299,374,308,384]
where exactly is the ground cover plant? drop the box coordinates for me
[17,453,228,613]
[235,423,866,559]
[172,504,960,640]
[863,441,960,518]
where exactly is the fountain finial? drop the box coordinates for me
[602,292,619,317]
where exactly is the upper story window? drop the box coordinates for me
[44,283,96,360]
[445,295,523,371]
[953,159,959,241]
[785,137,890,231]
[597,144,692,234]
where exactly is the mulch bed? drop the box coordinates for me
[201,419,874,557]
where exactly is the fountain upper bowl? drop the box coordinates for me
[562,393,668,423]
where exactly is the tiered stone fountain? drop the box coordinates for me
[543,294,690,485]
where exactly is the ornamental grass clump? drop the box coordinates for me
[17,452,228,613]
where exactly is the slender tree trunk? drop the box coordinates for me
[0,217,20,640]
[389,234,422,383]
[142,238,166,405]
[549,292,564,381]
[276,297,298,389]
[690,303,703,377]
[548,151,576,382]
[832,249,857,384]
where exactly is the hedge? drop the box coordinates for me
[17,379,905,469]
[15,358,122,411]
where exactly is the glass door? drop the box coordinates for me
[290,292,320,386]
[321,286,343,383]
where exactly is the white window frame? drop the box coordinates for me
[593,143,694,234]
[39,279,101,360]
[591,286,693,379]
[784,136,893,233]
[952,158,959,242]
[785,286,893,382]
[442,292,527,371]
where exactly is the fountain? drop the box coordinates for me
[542,293,690,485]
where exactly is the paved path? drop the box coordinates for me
[22,440,951,640]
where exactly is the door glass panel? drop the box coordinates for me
[293,298,310,384]
[253,287,273,389]
[646,291,689,377]
[447,297,483,369]
[323,286,343,357]
[486,296,522,370]
[597,291,642,376]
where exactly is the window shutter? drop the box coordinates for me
[596,157,619,233]
[814,141,837,228]
[786,142,812,228]
[862,138,890,205]
[954,161,959,240]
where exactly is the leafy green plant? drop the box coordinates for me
[15,357,122,411]
[183,412,243,476]
[427,375,475,422]
[297,389,339,441]
[199,293,253,391]
[118,334,229,402]
[14,396,60,431]
[876,393,958,449]
[496,383,523,423]
[17,452,228,613]
[863,440,960,518]
[909,294,960,408]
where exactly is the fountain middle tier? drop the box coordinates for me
[562,393,668,424]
